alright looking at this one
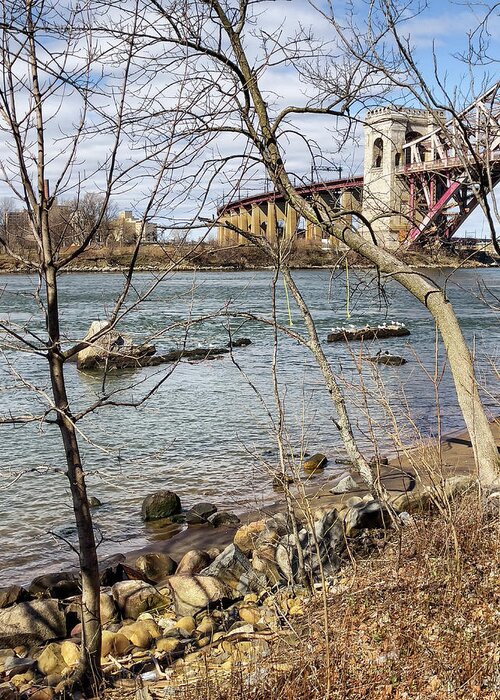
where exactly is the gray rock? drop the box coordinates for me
[200,544,266,595]
[4,656,36,678]
[0,586,28,610]
[330,474,358,494]
[135,552,177,582]
[88,496,102,508]
[0,599,66,647]
[167,575,232,617]
[344,499,393,536]
[111,580,166,619]
[207,511,240,528]
[189,503,217,520]
[141,490,181,521]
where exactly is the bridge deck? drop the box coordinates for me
[218,176,364,215]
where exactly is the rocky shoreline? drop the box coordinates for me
[0,460,486,699]
[1,416,498,699]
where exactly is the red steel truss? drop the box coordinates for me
[398,82,500,242]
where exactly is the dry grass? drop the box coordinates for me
[110,493,499,700]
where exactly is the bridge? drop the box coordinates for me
[217,82,500,249]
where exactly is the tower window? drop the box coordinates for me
[373,138,383,168]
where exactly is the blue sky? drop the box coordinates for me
[0,0,498,238]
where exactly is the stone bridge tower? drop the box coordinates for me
[362,106,444,247]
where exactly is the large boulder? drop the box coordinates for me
[135,553,177,582]
[200,544,266,596]
[0,586,28,610]
[141,491,181,521]
[0,599,66,647]
[167,575,232,617]
[111,581,166,620]
[76,321,156,371]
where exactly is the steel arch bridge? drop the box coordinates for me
[217,82,500,249]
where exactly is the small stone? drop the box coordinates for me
[330,475,358,494]
[88,496,102,508]
[141,491,181,522]
[135,553,177,582]
[176,616,196,636]
[155,637,180,654]
[36,643,66,676]
[303,453,327,474]
[4,656,36,678]
[119,622,152,649]
[60,641,79,667]
[196,616,215,636]
[238,606,260,626]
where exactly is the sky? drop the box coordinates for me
[0,0,498,238]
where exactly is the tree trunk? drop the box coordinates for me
[283,269,375,488]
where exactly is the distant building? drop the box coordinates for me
[110,211,157,244]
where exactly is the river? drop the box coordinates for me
[0,267,498,585]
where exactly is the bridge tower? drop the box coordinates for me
[362,107,444,247]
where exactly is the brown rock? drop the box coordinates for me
[155,637,180,653]
[111,580,166,620]
[0,587,28,610]
[135,553,177,582]
[176,550,211,576]
[60,640,79,668]
[36,643,66,677]
[303,453,327,474]
[233,521,266,555]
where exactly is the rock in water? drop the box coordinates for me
[303,453,328,474]
[185,502,217,523]
[141,490,181,521]
[0,600,66,647]
[207,512,240,527]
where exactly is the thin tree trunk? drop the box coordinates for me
[43,239,102,696]
[283,269,375,488]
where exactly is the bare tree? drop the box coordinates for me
[0,1,215,695]
[137,0,499,483]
